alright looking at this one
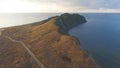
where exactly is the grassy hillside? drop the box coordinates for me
[0,13,99,68]
[0,36,40,68]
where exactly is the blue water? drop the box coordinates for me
[69,13,120,68]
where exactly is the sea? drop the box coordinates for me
[0,13,120,68]
[70,13,120,68]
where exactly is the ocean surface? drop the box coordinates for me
[70,13,120,68]
[0,13,61,28]
[0,13,120,68]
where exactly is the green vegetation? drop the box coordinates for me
[55,13,86,34]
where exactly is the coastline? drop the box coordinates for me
[70,35,101,68]
[0,13,100,68]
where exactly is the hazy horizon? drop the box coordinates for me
[0,13,120,28]
[0,13,61,28]
[0,0,120,28]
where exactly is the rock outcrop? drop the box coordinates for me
[0,13,98,68]
[55,13,86,34]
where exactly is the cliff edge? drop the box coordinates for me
[0,13,99,68]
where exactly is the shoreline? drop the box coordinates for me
[70,35,101,68]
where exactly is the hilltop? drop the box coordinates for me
[0,13,99,68]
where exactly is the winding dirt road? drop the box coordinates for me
[4,36,45,68]
[0,29,4,36]
[0,28,45,68]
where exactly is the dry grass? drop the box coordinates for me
[1,18,98,68]
[0,37,40,68]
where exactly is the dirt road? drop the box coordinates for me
[5,36,45,68]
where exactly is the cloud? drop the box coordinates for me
[0,0,88,13]
[0,0,120,12]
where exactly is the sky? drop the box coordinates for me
[0,0,120,12]
[0,0,120,28]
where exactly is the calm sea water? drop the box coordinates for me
[0,13,61,28]
[69,13,120,68]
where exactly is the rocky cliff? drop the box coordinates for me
[0,13,99,68]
